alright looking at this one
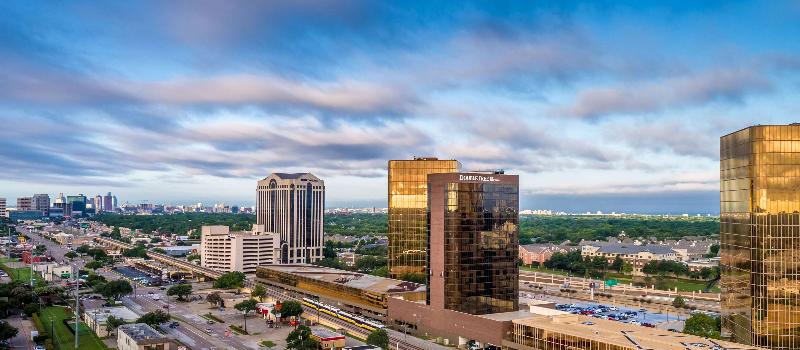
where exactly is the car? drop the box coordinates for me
[207,320,215,325]
[148,291,154,294]
[205,327,213,334]
[34,346,47,350]
[159,286,166,290]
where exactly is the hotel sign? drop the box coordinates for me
[459,174,501,182]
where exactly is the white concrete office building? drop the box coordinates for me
[256,173,325,264]
[200,225,275,273]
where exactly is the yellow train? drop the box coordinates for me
[301,297,385,332]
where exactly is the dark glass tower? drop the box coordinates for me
[426,172,519,315]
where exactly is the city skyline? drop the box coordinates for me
[2,2,800,214]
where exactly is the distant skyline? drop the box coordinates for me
[1,2,799,213]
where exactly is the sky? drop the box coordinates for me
[1,1,799,214]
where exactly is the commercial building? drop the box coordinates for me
[104,192,113,211]
[387,157,461,278]
[94,194,103,212]
[310,329,346,350]
[519,244,579,266]
[9,210,44,221]
[256,173,325,264]
[721,124,800,349]
[16,197,32,211]
[427,172,519,315]
[0,197,5,217]
[117,323,171,350]
[200,225,275,273]
[66,194,87,216]
[84,306,138,337]
[580,243,681,275]
[255,264,425,317]
[32,194,49,215]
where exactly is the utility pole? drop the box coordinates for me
[74,264,79,349]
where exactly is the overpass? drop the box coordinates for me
[93,236,223,280]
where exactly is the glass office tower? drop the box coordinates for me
[388,158,461,278]
[427,172,519,315]
[721,125,800,349]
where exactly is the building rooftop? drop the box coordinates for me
[259,264,425,294]
[512,314,764,350]
[596,244,676,255]
[312,329,346,340]
[117,323,167,343]
[85,306,138,323]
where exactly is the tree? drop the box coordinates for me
[280,300,304,318]
[122,246,148,258]
[34,244,47,255]
[86,274,107,288]
[706,244,720,258]
[206,292,223,307]
[84,260,103,270]
[100,280,133,301]
[234,299,258,333]
[105,315,127,336]
[683,313,721,339]
[75,245,91,254]
[86,248,107,260]
[251,285,267,302]
[137,310,170,328]
[672,296,686,308]
[150,237,162,244]
[398,273,426,284]
[286,325,318,350]
[0,321,18,343]
[110,227,122,240]
[64,251,78,259]
[366,329,389,350]
[186,253,200,262]
[611,256,624,272]
[213,271,246,289]
[167,284,193,301]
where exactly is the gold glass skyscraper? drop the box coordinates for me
[721,125,800,349]
[388,157,461,278]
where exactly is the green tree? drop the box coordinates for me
[100,279,133,301]
[611,256,624,272]
[186,253,200,261]
[213,271,246,289]
[105,315,127,336]
[167,284,193,301]
[366,329,389,350]
[206,292,223,307]
[251,285,267,302]
[64,251,78,259]
[672,296,686,308]
[122,246,148,258]
[234,299,258,333]
[84,260,103,270]
[399,273,426,284]
[706,244,720,258]
[86,248,107,260]
[137,310,170,328]
[286,325,318,350]
[76,244,91,254]
[280,300,304,318]
[86,274,107,288]
[683,313,721,339]
[0,321,18,343]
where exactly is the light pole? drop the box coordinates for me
[74,263,80,349]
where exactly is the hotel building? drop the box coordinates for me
[256,173,325,264]
[387,157,461,278]
[721,124,800,349]
[427,172,519,315]
[200,225,275,273]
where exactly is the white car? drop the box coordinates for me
[34,346,47,350]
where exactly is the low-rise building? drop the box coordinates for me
[686,257,720,272]
[519,244,578,266]
[581,243,680,274]
[84,306,139,337]
[33,263,73,281]
[117,323,171,350]
[200,225,275,273]
[310,329,346,350]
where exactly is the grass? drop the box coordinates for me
[519,265,572,276]
[0,257,19,263]
[229,324,249,335]
[606,273,719,293]
[202,312,225,323]
[37,306,110,350]
[260,340,277,348]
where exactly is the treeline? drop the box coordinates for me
[92,213,255,236]
[544,251,719,280]
[520,216,718,244]
[325,213,387,236]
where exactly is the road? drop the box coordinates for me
[6,315,34,349]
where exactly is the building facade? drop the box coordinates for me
[721,125,800,349]
[256,173,325,264]
[200,225,275,273]
[580,243,681,275]
[427,172,519,315]
[31,194,49,215]
[117,323,170,350]
[387,157,461,278]
[104,192,113,211]
[0,198,5,217]
[16,197,32,211]
[519,244,579,266]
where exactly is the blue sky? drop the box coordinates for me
[1,1,799,213]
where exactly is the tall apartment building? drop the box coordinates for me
[256,173,325,264]
[0,198,6,218]
[427,172,519,315]
[388,157,461,278]
[16,197,32,211]
[31,193,49,215]
[200,225,275,273]
[721,125,800,349]
[104,192,113,212]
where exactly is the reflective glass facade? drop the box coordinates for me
[427,173,519,315]
[721,125,800,349]
[388,158,461,278]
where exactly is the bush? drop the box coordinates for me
[229,324,248,335]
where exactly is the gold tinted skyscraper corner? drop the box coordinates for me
[387,157,461,278]
[721,125,800,350]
